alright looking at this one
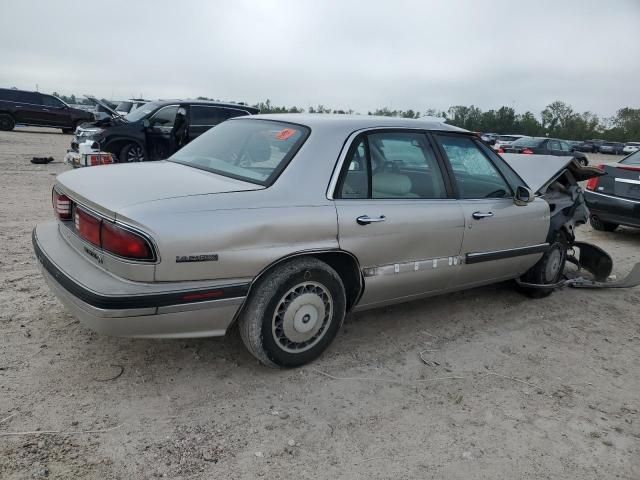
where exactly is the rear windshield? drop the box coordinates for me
[169,119,310,186]
[511,137,544,147]
[498,135,520,141]
[621,151,640,165]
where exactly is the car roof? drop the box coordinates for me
[231,113,467,133]
[151,99,259,113]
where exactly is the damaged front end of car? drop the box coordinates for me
[502,154,640,291]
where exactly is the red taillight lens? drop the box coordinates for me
[74,208,101,246]
[498,148,505,153]
[522,148,533,154]
[618,165,640,172]
[101,222,152,260]
[52,190,72,220]
[586,164,606,191]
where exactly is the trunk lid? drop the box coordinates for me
[55,161,264,219]
[609,164,640,200]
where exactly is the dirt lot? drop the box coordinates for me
[1,127,639,479]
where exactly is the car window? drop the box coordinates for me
[190,106,248,126]
[559,141,570,152]
[170,119,309,186]
[42,95,65,108]
[548,140,560,150]
[150,105,179,127]
[338,138,370,199]
[337,132,448,199]
[15,91,41,104]
[437,135,512,199]
[621,151,640,165]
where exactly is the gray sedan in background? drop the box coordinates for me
[34,115,605,367]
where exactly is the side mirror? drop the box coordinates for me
[514,186,534,206]
[142,119,151,128]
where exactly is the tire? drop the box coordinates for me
[119,143,146,162]
[238,257,346,368]
[0,114,15,131]
[518,233,568,298]
[590,215,618,232]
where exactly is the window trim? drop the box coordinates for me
[148,104,180,128]
[329,127,456,200]
[433,133,516,200]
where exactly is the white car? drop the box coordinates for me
[493,134,526,151]
[622,142,640,155]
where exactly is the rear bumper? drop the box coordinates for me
[33,222,249,338]
[585,191,640,228]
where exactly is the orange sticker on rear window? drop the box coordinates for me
[275,128,297,141]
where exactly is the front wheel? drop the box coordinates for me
[119,143,146,162]
[238,257,346,368]
[518,233,568,298]
[0,114,15,131]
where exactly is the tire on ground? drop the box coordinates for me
[518,232,568,298]
[590,215,618,232]
[119,143,145,162]
[238,257,346,368]
[0,114,15,131]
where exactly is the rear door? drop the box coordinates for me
[548,140,562,156]
[334,130,465,308]
[433,134,549,289]
[558,141,573,157]
[188,106,249,140]
[14,91,44,124]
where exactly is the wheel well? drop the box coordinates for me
[308,251,363,311]
[104,138,143,157]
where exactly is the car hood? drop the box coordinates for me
[84,95,126,121]
[55,161,264,219]
[501,154,604,193]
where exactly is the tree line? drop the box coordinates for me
[51,90,640,143]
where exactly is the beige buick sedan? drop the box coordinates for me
[34,114,605,367]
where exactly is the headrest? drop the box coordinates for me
[373,172,412,196]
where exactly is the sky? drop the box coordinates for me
[1,0,639,117]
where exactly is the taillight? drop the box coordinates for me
[498,148,505,153]
[586,164,606,191]
[52,190,72,220]
[101,222,152,260]
[74,208,101,246]
[522,148,533,154]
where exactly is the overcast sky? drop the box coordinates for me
[1,0,638,117]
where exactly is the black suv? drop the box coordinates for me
[0,88,94,133]
[502,137,589,165]
[73,99,259,162]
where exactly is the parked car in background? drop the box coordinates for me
[481,132,499,145]
[34,115,606,367]
[575,139,606,153]
[0,88,94,133]
[622,142,640,155]
[502,137,589,165]
[564,140,581,151]
[115,99,150,116]
[585,150,640,231]
[492,134,525,151]
[72,99,259,162]
[599,142,625,155]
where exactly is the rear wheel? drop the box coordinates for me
[590,215,618,232]
[518,233,568,298]
[238,257,346,368]
[119,143,145,162]
[0,114,15,131]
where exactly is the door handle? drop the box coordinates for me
[472,211,494,219]
[356,215,386,225]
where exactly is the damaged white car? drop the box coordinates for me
[33,115,640,367]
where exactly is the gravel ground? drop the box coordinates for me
[1,127,639,479]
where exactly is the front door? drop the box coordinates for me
[334,130,465,308]
[40,95,71,127]
[434,134,549,288]
[146,105,179,160]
